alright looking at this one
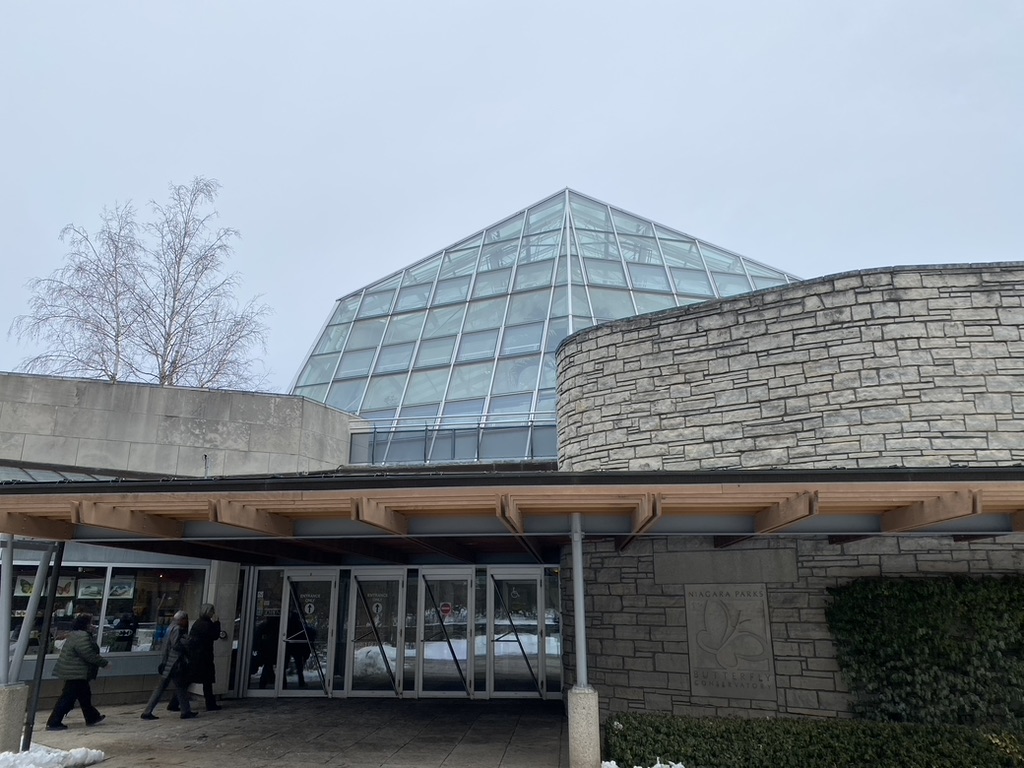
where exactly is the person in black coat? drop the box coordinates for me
[168,603,222,712]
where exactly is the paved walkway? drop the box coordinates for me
[30,697,570,768]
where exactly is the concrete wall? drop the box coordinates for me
[557,263,1024,471]
[0,373,363,476]
[561,533,1024,720]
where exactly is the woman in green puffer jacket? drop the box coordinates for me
[45,613,110,730]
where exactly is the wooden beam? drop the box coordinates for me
[881,489,980,533]
[618,494,661,552]
[77,501,184,539]
[497,495,544,564]
[755,491,818,534]
[356,498,408,535]
[215,500,293,537]
[0,510,75,540]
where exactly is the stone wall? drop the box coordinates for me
[557,263,1024,471]
[561,533,1024,720]
[0,372,363,476]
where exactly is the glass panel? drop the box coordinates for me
[536,388,556,414]
[576,231,620,261]
[415,336,456,367]
[713,272,754,296]
[440,398,484,426]
[506,289,551,325]
[492,355,540,395]
[525,195,565,235]
[283,577,333,692]
[336,349,375,378]
[544,568,562,694]
[357,289,396,318]
[479,240,519,271]
[440,247,481,279]
[384,311,426,344]
[570,254,585,283]
[350,577,402,693]
[449,233,483,252]
[347,317,387,349]
[490,576,541,693]
[293,383,328,402]
[746,261,791,280]
[395,284,432,312]
[386,431,429,464]
[485,212,525,242]
[659,239,704,269]
[98,567,204,654]
[513,260,554,291]
[432,275,471,305]
[500,322,544,356]
[420,575,471,694]
[457,329,499,362]
[397,403,439,426]
[361,408,397,425]
[570,286,591,318]
[403,254,442,285]
[326,380,366,412]
[571,315,593,332]
[700,243,743,272]
[550,286,568,316]
[329,296,360,325]
[545,318,569,352]
[539,354,556,389]
[554,254,568,286]
[519,232,560,263]
[753,275,790,289]
[249,569,283,692]
[472,268,511,298]
[487,393,533,422]
[617,235,661,264]
[464,296,508,332]
[568,192,612,230]
[589,287,636,320]
[479,426,530,459]
[611,209,654,237]
[374,343,415,374]
[448,361,494,399]
[313,324,350,355]
[423,305,465,338]
[296,354,337,387]
[361,373,408,410]
[584,259,627,287]
[532,425,557,459]
[627,263,672,292]
[634,292,677,313]
[405,369,449,405]
[671,267,715,296]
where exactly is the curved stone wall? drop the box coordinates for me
[557,263,1024,472]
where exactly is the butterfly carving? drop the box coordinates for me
[19,578,33,595]
[695,598,768,669]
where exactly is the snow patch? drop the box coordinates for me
[0,745,105,768]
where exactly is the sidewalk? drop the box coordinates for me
[31,697,570,768]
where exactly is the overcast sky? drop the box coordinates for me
[2,2,1021,393]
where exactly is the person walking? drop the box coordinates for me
[46,613,109,730]
[169,603,222,711]
[140,610,196,720]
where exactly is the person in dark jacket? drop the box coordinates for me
[140,610,195,720]
[168,603,221,711]
[108,611,138,653]
[46,613,109,730]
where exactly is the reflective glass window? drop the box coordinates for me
[506,289,550,324]
[457,330,499,362]
[293,383,328,402]
[627,263,672,292]
[545,317,569,352]
[554,254,568,286]
[395,283,431,312]
[536,388,556,414]
[700,244,743,272]
[568,193,612,230]
[360,408,397,425]
[440,398,484,427]
[432,275,471,305]
[357,289,396,318]
[101,568,205,653]
[500,322,543,355]
[634,292,677,314]
[577,231,620,261]
[589,287,636,320]
[296,354,337,387]
[397,403,439,426]
[415,336,456,367]
[746,261,790,280]
[347,317,387,349]
[448,362,494,399]
[519,232,560,263]
[478,427,529,459]
[439,247,481,279]
[570,286,591,318]
[753,275,790,289]
[374,343,415,373]
[403,254,442,285]
[487,393,533,422]
[326,379,366,412]
[492,354,540,395]
[671,267,715,296]
[659,239,704,269]
[513,260,554,291]
[472,268,511,298]
[479,240,519,271]
[464,296,507,331]
[362,373,408,410]
[314,324,350,355]
[336,348,375,378]
[584,259,627,287]
[570,255,585,283]
[611,209,654,237]
[618,235,661,264]
[384,311,426,344]
[571,315,593,332]
[329,296,360,325]
[405,369,450,405]
[539,354,556,389]
[525,195,565,234]
[712,272,754,296]
[448,234,483,252]
[485,212,524,242]
[551,286,568,315]
[423,305,465,338]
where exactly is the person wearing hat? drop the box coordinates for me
[140,610,196,720]
[45,613,109,730]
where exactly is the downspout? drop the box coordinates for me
[567,512,600,768]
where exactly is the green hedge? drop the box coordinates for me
[826,576,1024,726]
[603,712,1023,768]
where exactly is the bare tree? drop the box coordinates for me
[10,177,271,389]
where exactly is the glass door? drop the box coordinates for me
[416,569,474,696]
[279,572,337,696]
[488,569,545,697]
[347,570,406,696]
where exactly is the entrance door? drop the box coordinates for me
[488,570,552,697]
[347,570,406,695]
[279,573,337,696]
[416,570,474,696]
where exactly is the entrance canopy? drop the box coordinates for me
[2,465,1024,565]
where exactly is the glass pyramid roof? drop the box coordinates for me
[291,189,799,463]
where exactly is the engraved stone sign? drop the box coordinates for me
[685,583,776,701]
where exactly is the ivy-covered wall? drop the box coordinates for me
[560,533,1024,721]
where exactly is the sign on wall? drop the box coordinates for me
[684,583,777,702]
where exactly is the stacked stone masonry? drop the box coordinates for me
[556,264,1024,472]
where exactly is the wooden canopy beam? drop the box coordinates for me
[355,498,408,535]
[755,491,818,534]
[881,489,981,533]
[498,495,543,563]
[618,494,661,552]
[76,501,184,539]
[0,509,75,540]
[214,500,294,537]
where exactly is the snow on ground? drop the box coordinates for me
[602,763,685,768]
[0,746,104,768]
